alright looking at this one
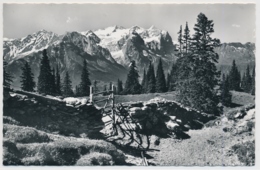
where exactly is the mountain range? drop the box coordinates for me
[3,26,255,88]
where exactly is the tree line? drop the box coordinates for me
[4,49,92,97]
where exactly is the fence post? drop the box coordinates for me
[90,86,93,103]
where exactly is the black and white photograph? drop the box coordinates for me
[1,1,257,167]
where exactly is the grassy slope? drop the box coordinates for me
[145,91,255,166]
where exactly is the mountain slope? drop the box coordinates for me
[4,30,127,88]
[94,25,177,74]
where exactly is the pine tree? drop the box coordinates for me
[176,13,221,115]
[251,66,255,95]
[244,65,252,93]
[229,60,240,91]
[141,68,147,93]
[75,85,80,96]
[177,25,183,53]
[79,59,91,96]
[183,22,191,53]
[3,61,13,88]
[166,73,171,92]
[169,62,178,91]
[124,61,142,94]
[146,61,156,93]
[62,71,73,97]
[55,65,62,95]
[117,79,123,95]
[241,72,246,90]
[20,61,36,92]
[156,58,167,93]
[50,68,56,95]
[220,74,232,106]
[38,49,53,94]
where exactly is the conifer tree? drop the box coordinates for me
[20,61,35,92]
[3,61,13,88]
[177,25,183,53]
[141,68,147,93]
[169,62,178,91]
[75,85,80,96]
[183,22,191,53]
[156,58,167,93]
[221,74,232,106]
[55,65,62,95]
[244,65,252,93]
[79,59,91,96]
[166,73,171,92]
[50,68,56,95]
[124,61,142,94]
[62,71,73,96]
[176,13,221,115]
[251,66,255,95]
[229,60,240,91]
[146,62,156,93]
[38,49,53,94]
[117,79,123,95]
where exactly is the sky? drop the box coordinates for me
[3,3,256,43]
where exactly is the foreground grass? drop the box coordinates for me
[3,124,125,165]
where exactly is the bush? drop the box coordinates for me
[231,141,255,166]
[76,152,113,166]
[3,124,50,143]
[3,139,22,165]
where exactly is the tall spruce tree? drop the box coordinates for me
[156,58,167,93]
[3,61,13,88]
[117,79,123,95]
[62,71,73,96]
[166,73,171,92]
[79,59,91,96]
[251,66,255,95]
[146,62,156,93]
[176,13,221,115]
[244,65,252,93]
[221,74,232,106]
[169,62,178,91]
[124,61,142,94]
[55,65,62,95]
[241,72,246,90]
[50,68,56,95]
[229,60,240,91]
[141,68,147,93]
[177,25,183,53]
[93,80,99,93]
[38,49,53,94]
[20,62,35,92]
[183,22,191,53]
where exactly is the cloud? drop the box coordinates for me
[66,17,71,23]
[232,24,240,28]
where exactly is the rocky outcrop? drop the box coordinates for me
[120,97,215,139]
[4,90,103,138]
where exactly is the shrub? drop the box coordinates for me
[76,152,113,166]
[3,139,22,165]
[3,124,50,143]
[231,141,255,166]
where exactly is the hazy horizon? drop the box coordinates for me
[3,3,256,43]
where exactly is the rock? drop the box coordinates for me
[176,119,182,123]
[184,124,191,129]
[234,111,246,119]
[165,120,179,131]
[169,116,176,121]
[130,102,143,107]
[144,103,157,108]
